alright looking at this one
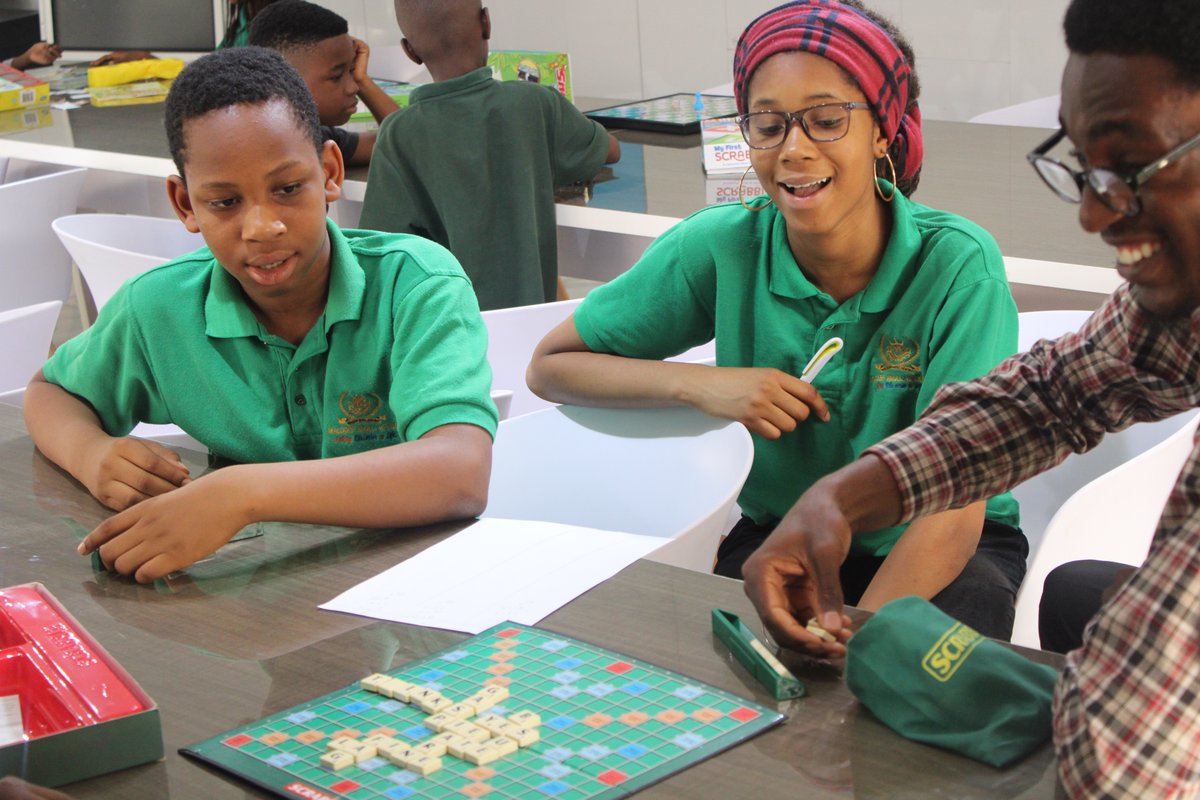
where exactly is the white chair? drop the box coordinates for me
[481,298,718,419]
[0,167,87,312]
[1010,413,1199,648]
[1011,310,1200,559]
[483,404,754,572]
[0,301,62,393]
[52,213,204,314]
[481,299,583,419]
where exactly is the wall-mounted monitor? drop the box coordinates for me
[39,0,225,53]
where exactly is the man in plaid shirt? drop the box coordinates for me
[741,0,1200,795]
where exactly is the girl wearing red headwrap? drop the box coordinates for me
[529,0,1025,643]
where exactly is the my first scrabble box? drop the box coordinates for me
[0,583,163,787]
[0,63,49,112]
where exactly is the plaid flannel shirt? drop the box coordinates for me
[868,285,1200,797]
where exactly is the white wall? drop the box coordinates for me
[333,0,1070,122]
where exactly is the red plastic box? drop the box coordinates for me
[0,583,162,786]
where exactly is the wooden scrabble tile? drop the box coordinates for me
[443,734,475,760]
[473,714,516,737]
[508,726,540,747]
[398,751,443,776]
[378,744,414,766]
[359,673,392,694]
[326,737,359,753]
[410,688,452,713]
[423,711,457,732]
[507,710,541,728]
[442,702,475,719]
[412,738,448,758]
[378,677,416,701]
[488,735,518,759]
[457,742,499,766]
[319,750,355,771]
[465,685,508,712]
[362,734,401,751]
[444,719,490,743]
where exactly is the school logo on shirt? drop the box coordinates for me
[921,622,983,682]
[872,334,924,390]
[327,391,398,445]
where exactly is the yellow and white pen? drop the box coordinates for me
[799,337,843,383]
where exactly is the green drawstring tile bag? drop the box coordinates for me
[845,596,1058,767]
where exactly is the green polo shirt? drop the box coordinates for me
[361,66,611,311]
[575,193,1019,556]
[44,221,497,464]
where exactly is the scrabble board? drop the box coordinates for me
[183,622,783,799]
[586,94,739,134]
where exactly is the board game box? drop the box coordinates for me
[0,583,162,787]
[586,94,738,135]
[488,51,573,102]
[184,622,783,799]
[0,63,48,112]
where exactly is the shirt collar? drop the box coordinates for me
[409,67,494,104]
[204,219,364,339]
[765,191,917,313]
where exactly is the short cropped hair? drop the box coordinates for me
[1064,0,1200,88]
[249,0,349,53]
[164,47,323,175]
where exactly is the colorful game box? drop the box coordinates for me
[488,51,573,102]
[184,622,783,799]
[0,583,163,787]
[586,94,738,135]
[700,117,752,175]
[0,63,49,112]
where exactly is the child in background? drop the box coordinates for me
[528,0,1026,638]
[219,0,280,49]
[23,47,496,583]
[360,0,620,311]
[250,0,399,166]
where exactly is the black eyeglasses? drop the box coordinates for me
[737,102,871,150]
[1027,127,1200,216]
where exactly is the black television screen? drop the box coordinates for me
[45,0,221,52]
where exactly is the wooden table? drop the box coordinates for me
[0,404,1064,798]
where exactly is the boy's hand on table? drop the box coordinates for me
[80,436,190,511]
[79,472,248,583]
[681,366,830,439]
[742,490,854,658]
[350,36,371,84]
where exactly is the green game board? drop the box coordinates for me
[586,94,739,135]
[183,622,783,799]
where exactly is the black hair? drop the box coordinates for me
[839,0,922,197]
[1064,0,1200,89]
[164,47,322,175]
[248,0,349,53]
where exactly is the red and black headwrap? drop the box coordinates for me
[733,0,923,182]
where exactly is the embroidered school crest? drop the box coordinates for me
[338,391,383,423]
[872,334,924,390]
[327,391,399,446]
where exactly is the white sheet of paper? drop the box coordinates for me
[0,695,24,747]
[320,518,666,633]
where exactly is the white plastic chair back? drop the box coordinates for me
[481,299,583,418]
[482,298,718,419]
[483,405,754,572]
[0,168,87,312]
[1012,310,1199,559]
[52,213,204,313]
[0,301,62,393]
[1010,413,1199,648]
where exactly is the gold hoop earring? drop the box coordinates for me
[875,153,897,202]
[739,163,767,212]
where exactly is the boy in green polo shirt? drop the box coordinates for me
[360,0,621,311]
[23,47,497,584]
